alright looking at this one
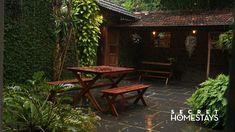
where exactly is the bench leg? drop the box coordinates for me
[134,89,147,106]
[72,96,79,107]
[138,74,142,82]
[138,73,145,83]
[48,91,57,103]
[165,78,169,85]
[105,94,118,116]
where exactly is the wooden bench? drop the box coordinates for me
[138,61,173,85]
[100,84,150,116]
[47,78,92,102]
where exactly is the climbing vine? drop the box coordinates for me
[52,0,102,80]
[72,0,103,66]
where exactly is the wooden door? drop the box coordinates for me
[105,28,120,66]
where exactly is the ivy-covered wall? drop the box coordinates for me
[4,0,56,83]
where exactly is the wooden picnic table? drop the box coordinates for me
[67,65,135,112]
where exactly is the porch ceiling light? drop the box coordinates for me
[192,30,197,34]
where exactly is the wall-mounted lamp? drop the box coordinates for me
[192,30,197,34]
[100,15,104,20]
[152,31,156,36]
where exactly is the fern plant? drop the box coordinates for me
[3,71,100,132]
[186,74,228,128]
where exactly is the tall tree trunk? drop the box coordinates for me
[52,0,61,81]
[52,0,73,81]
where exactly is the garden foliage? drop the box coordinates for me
[217,30,233,49]
[186,74,228,128]
[3,72,99,131]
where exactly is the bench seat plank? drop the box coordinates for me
[141,75,168,79]
[142,61,172,66]
[138,70,171,74]
[47,78,92,85]
[100,84,150,94]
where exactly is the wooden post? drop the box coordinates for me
[0,0,3,130]
[206,33,211,78]
[225,15,235,131]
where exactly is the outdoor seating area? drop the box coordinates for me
[3,0,234,131]
[47,70,219,131]
[48,66,151,116]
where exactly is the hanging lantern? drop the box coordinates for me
[185,35,197,57]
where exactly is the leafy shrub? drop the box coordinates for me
[3,71,100,132]
[186,74,228,128]
[217,30,232,49]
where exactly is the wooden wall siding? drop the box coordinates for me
[118,27,229,83]
[97,26,107,65]
[104,28,120,66]
[119,30,143,67]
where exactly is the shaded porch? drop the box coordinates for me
[116,26,230,83]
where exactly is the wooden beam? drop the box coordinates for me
[206,33,211,78]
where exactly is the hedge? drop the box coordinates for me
[4,0,56,83]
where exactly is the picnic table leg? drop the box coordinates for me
[72,95,87,107]
[86,91,103,112]
[113,74,127,87]
[106,74,127,88]
[134,89,147,106]
[73,73,103,112]
[105,94,118,116]
[101,74,127,98]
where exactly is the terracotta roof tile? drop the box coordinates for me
[127,10,233,27]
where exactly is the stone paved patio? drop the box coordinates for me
[93,80,222,132]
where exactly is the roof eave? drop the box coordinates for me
[115,23,233,28]
[97,0,140,20]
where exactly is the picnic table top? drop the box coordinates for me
[67,65,135,74]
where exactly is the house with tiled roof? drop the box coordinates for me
[97,0,233,82]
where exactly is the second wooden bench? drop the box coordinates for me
[47,78,92,103]
[138,61,173,85]
[100,84,150,116]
